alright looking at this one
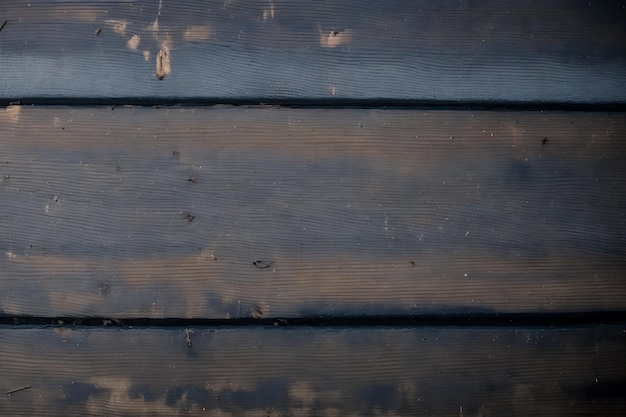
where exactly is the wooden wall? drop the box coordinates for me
[1,1,625,416]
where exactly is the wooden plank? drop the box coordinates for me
[1,0,625,104]
[1,325,625,416]
[1,106,625,318]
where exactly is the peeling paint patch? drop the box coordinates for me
[2,105,21,123]
[156,44,171,80]
[263,3,275,20]
[320,29,351,48]
[148,20,159,33]
[183,25,213,41]
[106,19,128,35]
[126,34,140,50]
[143,50,151,61]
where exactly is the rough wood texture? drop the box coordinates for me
[1,0,625,104]
[2,3,624,416]
[1,325,624,417]
[1,106,624,318]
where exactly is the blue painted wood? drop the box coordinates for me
[1,0,625,104]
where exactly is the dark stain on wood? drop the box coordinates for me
[253,260,273,269]
[4,386,31,396]
[178,211,195,223]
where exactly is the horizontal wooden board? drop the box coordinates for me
[1,0,625,104]
[1,106,625,318]
[1,325,625,416]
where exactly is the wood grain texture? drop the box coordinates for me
[1,0,625,104]
[1,106,624,318]
[1,325,625,416]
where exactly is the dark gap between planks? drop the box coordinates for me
[3,98,626,112]
[2,311,626,328]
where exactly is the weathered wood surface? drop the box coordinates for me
[1,106,624,318]
[1,0,625,104]
[1,325,624,416]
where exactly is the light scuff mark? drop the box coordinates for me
[148,0,162,33]
[143,50,151,61]
[126,34,140,50]
[105,19,128,35]
[86,377,174,416]
[53,9,102,22]
[2,105,21,123]
[183,25,213,41]
[320,29,352,48]
[263,3,275,20]
[156,44,171,80]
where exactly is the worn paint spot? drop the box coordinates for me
[263,3,275,20]
[184,328,193,347]
[52,9,101,22]
[53,326,73,342]
[143,50,151,61]
[320,29,351,48]
[126,34,140,50]
[105,19,128,35]
[250,306,264,319]
[183,25,213,41]
[2,105,20,123]
[330,86,336,96]
[156,44,171,80]
[250,303,270,319]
